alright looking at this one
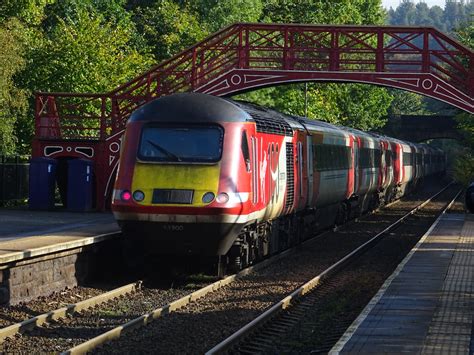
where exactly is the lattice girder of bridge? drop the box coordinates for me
[33,23,474,210]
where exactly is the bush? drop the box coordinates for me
[454,153,474,187]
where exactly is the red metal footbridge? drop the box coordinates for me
[33,23,474,210]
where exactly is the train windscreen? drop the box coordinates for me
[138,125,224,163]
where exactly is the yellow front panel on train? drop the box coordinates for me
[131,163,221,206]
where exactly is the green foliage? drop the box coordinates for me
[262,0,385,25]
[456,20,473,49]
[1,1,153,152]
[329,84,392,130]
[26,8,152,93]
[451,22,474,185]
[386,0,473,116]
[388,89,428,116]
[387,0,474,32]
[454,152,474,187]
[238,0,391,131]
[0,0,53,25]
[2,0,470,155]
[193,0,264,32]
[455,112,474,147]
[132,1,206,61]
[237,82,391,130]
[0,19,28,155]
[42,0,138,35]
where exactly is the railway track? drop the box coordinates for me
[207,183,462,354]
[0,178,455,353]
[0,219,329,353]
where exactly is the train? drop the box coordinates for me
[111,93,446,274]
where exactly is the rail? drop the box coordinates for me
[0,282,141,343]
[206,182,458,354]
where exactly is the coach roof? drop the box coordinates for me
[129,93,252,123]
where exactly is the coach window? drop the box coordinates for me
[416,153,422,165]
[268,145,271,168]
[271,143,275,169]
[241,130,251,172]
[251,137,258,204]
[403,152,412,166]
[276,144,280,199]
[385,150,392,166]
[298,142,303,197]
[363,148,369,168]
[374,150,381,167]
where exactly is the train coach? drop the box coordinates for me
[112,93,445,274]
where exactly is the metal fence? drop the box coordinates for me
[0,156,29,205]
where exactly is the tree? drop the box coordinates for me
[429,6,446,32]
[415,3,431,26]
[451,21,473,184]
[0,19,27,155]
[24,8,152,93]
[131,0,206,61]
[390,0,417,25]
[192,0,264,32]
[388,89,428,116]
[236,0,393,131]
[0,0,53,26]
[6,3,154,152]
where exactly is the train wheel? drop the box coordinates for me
[335,203,348,226]
[217,255,228,278]
[226,243,247,275]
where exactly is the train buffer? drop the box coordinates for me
[331,212,474,354]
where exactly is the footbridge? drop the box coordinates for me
[33,23,474,209]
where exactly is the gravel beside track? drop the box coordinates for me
[247,184,461,353]
[0,286,107,328]
[90,179,450,354]
[0,281,209,352]
[0,177,452,353]
[1,281,215,353]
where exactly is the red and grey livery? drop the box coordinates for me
[112,93,446,271]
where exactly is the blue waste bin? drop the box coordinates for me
[29,157,57,210]
[67,159,94,211]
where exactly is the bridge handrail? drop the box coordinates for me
[34,23,474,141]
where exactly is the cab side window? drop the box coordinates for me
[241,130,251,172]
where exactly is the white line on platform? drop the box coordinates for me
[329,209,457,354]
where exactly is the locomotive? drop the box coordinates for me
[112,93,445,273]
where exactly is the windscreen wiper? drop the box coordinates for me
[147,140,182,162]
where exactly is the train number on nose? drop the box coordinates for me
[163,224,185,232]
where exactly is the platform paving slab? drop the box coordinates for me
[331,213,474,354]
[0,209,121,304]
[0,209,119,265]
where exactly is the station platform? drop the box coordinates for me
[332,213,474,354]
[0,208,120,265]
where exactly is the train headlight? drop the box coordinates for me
[121,190,132,201]
[216,192,229,204]
[202,192,215,203]
[133,190,145,202]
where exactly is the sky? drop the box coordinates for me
[382,0,448,9]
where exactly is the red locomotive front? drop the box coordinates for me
[112,94,261,258]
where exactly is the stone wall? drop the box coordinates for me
[0,248,93,305]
